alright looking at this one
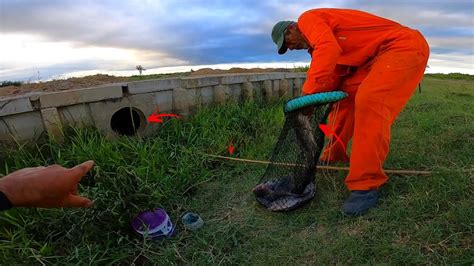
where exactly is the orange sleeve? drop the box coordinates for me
[298,13,342,95]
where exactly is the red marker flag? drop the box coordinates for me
[319,124,346,152]
[228,143,235,155]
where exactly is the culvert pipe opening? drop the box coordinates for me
[110,107,145,136]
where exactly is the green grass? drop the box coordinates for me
[128,72,191,81]
[425,73,474,80]
[0,76,473,264]
[292,65,310,72]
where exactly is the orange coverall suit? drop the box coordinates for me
[298,9,430,190]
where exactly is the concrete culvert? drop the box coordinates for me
[110,107,145,136]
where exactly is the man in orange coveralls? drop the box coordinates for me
[271,8,429,215]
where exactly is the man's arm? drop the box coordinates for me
[0,161,94,210]
[298,12,342,95]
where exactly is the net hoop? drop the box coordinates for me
[284,91,348,113]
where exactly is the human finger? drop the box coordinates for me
[62,195,94,208]
[67,160,94,183]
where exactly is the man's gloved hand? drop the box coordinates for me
[0,161,94,208]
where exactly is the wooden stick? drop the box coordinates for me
[204,154,435,175]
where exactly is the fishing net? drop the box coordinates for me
[253,91,347,211]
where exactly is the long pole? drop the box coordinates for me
[204,154,436,175]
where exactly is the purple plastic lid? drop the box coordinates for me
[131,208,174,238]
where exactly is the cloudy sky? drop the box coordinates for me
[0,0,473,81]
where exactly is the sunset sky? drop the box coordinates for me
[1,0,473,81]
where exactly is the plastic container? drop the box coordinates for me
[131,208,175,239]
[181,212,204,231]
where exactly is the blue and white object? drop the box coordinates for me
[182,212,204,231]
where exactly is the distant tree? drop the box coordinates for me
[0,80,23,87]
[136,65,146,76]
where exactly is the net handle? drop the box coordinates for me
[284,91,348,113]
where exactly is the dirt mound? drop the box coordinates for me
[189,67,290,76]
[0,74,128,97]
[0,68,291,97]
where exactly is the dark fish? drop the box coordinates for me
[252,177,298,201]
[292,111,317,193]
[254,181,316,211]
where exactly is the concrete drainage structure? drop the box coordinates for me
[0,72,306,143]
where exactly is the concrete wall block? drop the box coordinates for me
[273,80,280,96]
[29,93,42,110]
[153,90,173,112]
[89,94,157,138]
[0,111,45,142]
[0,73,312,144]
[250,82,263,100]
[129,93,163,114]
[173,88,195,115]
[242,82,253,101]
[58,104,94,127]
[187,89,198,113]
[221,74,249,85]
[286,78,295,98]
[0,96,34,116]
[127,78,180,94]
[285,72,306,79]
[293,78,303,97]
[213,85,231,104]
[0,118,10,142]
[41,107,63,140]
[229,84,242,102]
[117,93,164,137]
[181,76,220,89]
[262,80,273,100]
[248,73,286,82]
[279,79,290,99]
[89,99,126,138]
[129,93,166,136]
[196,87,214,106]
[247,74,263,82]
[40,84,123,108]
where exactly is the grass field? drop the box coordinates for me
[0,75,473,264]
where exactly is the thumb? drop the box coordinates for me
[62,194,94,208]
[67,160,94,183]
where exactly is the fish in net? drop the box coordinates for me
[253,91,347,211]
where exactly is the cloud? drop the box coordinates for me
[0,0,473,80]
[427,53,474,74]
[428,37,474,54]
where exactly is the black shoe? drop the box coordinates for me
[342,190,379,216]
